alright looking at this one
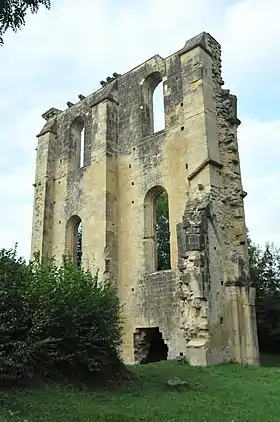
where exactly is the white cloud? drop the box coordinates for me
[0,0,279,259]
[238,119,280,246]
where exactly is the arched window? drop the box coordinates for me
[153,81,165,132]
[142,72,165,136]
[65,215,82,266]
[70,117,85,170]
[144,186,171,273]
[80,127,85,168]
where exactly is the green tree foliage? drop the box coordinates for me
[0,247,125,386]
[0,247,31,382]
[155,191,171,271]
[77,222,82,267]
[0,0,51,45]
[247,234,280,352]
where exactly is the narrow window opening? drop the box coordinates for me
[144,186,171,273]
[65,215,83,267]
[155,190,171,271]
[153,81,165,133]
[80,128,85,168]
[70,117,86,171]
[77,221,83,267]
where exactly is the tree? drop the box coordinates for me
[155,191,171,271]
[0,0,51,45]
[77,222,82,267]
[247,233,280,352]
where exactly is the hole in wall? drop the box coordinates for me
[221,280,224,286]
[181,126,184,131]
[185,163,188,169]
[220,317,223,324]
[133,327,168,364]
[60,159,62,163]
[180,102,183,106]
[132,201,134,204]
[129,164,131,168]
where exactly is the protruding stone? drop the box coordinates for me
[167,377,190,391]
[78,94,85,100]
[67,101,74,108]
[42,107,61,121]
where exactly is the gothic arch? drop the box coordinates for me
[65,214,82,266]
[141,71,165,136]
[143,185,171,273]
[70,116,85,170]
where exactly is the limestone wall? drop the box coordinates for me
[31,32,259,366]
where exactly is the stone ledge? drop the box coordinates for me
[187,158,223,181]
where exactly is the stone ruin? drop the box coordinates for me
[31,32,259,366]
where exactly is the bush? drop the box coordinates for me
[0,247,31,383]
[0,247,125,386]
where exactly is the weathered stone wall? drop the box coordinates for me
[31,32,259,366]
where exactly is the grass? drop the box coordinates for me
[1,358,280,421]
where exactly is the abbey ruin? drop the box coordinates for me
[31,32,259,366]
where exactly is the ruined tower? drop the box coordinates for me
[31,32,259,366]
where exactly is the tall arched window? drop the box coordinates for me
[80,127,85,168]
[142,72,165,136]
[65,215,82,266]
[153,81,165,133]
[144,186,171,273]
[70,117,85,170]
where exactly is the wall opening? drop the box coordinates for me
[134,327,168,364]
[153,81,165,132]
[80,127,85,168]
[142,71,165,136]
[77,221,83,267]
[70,117,85,170]
[144,186,171,273]
[65,215,82,266]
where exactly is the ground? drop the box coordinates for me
[1,357,280,421]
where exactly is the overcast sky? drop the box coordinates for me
[0,0,279,260]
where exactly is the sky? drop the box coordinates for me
[0,0,279,260]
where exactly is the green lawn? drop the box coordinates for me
[1,359,280,421]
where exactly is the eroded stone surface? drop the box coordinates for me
[31,32,259,367]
